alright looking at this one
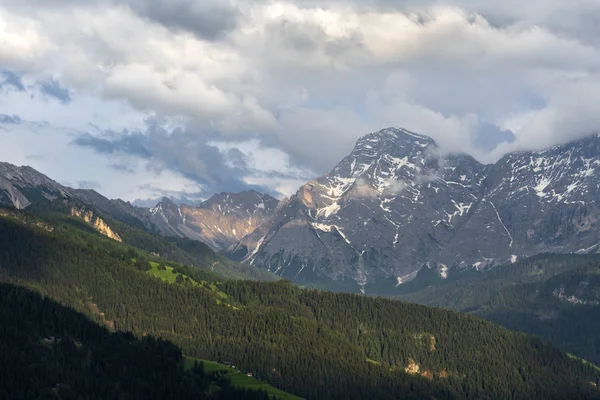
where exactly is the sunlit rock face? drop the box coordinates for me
[148,191,279,251]
[70,207,122,242]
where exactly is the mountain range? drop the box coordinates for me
[2,128,600,294]
[0,161,278,251]
[227,129,600,293]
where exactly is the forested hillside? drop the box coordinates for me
[400,254,600,365]
[19,201,279,282]
[0,283,275,400]
[1,211,599,399]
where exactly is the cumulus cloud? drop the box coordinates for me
[1,0,600,200]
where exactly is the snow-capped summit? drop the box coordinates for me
[229,129,600,294]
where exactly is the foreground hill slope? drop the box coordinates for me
[0,211,599,399]
[0,282,276,400]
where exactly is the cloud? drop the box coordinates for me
[2,0,600,200]
[384,179,408,195]
[1,70,25,92]
[271,107,377,172]
[473,123,516,151]
[73,132,152,158]
[0,114,22,124]
[71,120,293,197]
[350,178,379,198]
[0,119,207,201]
[37,78,72,104]
[77,180,102,190]
[127,0,239,41]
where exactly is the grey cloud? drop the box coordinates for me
[128,0,239,40]
[474,123,516,151]
[253,169,312,181]
[270,107,378,173]
[1,70,26,92]
[271,18,322,52]
[405,67,546,119]
[226,148,249,169]
[77,180,102,190]
[4,0,238,40]
[135,180,273,204]
[0,114,22,124]
[73,132,152,158]
[111,163,137,174]
[131,197,165,207]
[72,121,277,196]
[37,79,72,104]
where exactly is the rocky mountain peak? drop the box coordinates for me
[199,190,278,215]
[160,196,177,206]
[0,162,69,209]
[332,128,437,182]
[146,190,281,251]
[231,130,600,294]
[353,127,435,153]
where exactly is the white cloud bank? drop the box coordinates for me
[1,0,600,199]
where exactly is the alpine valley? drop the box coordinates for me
[2,128,600,399]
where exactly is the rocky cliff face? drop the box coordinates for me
[148,191,279,251]
[70,207,123,242]
[0,162,68,209]
[229,129,600,293]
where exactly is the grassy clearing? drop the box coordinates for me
[184,357,302,400]
[147,262,181,284]
[568,353,600,372]
[588,268,600,275]
[147,262,237,308]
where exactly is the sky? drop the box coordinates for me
[1,0,600,204]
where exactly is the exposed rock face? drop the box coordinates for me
[229,129,600,293]
[148,191,279,251]
[70,207,123,242]
[0,163,68,209]
[405,358,421,375]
